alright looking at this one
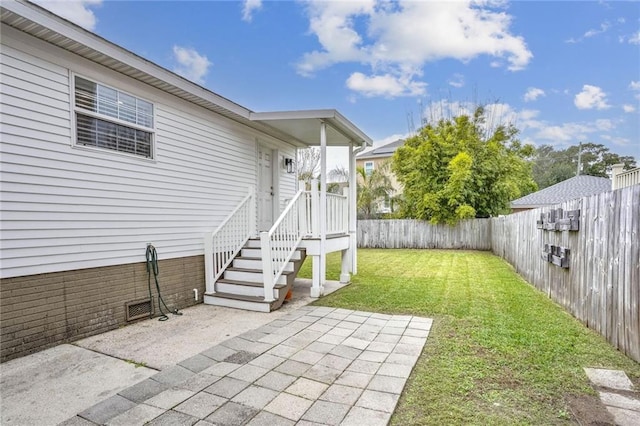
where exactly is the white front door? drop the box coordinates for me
[257,145,274,231]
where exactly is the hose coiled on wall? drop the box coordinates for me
[145,244,183,321]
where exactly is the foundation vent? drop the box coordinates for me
[126,299,153,321]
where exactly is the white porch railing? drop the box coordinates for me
[326,192,348,235]
[260,186,307,302]
[204,188,255,294]
[613,167,640,190]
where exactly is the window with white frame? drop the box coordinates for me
[364,161,374,175]
[73,76,154,158]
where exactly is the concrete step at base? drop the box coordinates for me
[203,292,273,312]
[216,278,285,299]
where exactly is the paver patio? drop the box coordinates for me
[62,305,432,425]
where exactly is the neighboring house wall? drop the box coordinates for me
[355,156,401,213]
[0,27,296,360]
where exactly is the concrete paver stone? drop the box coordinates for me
[367,375,407,394]
[178,354,218,373]
[357,350,389,363]
[249,353,287,370]
[285,377,329,399]
[584,368,635,391]
[78,394,137,424]
[607,407,640,426]
[274,359,313,377]
[356,389,400,413]
[117,378,170,403]
[145,388,196,410]
[178,373,221,393]
[152,365,196,386]
[599,391,640,411]
[231,385,279,410]
[245,411,295,426]
[335,371,373,389]
[377,362,413,378]
[105,402,165,426]
[204,376,251,399]
[255,371,298,391]
[201,361,241,377]
[146,409,199,426]
[320,384,363,405]
[264,392,314,421]
[341,406,392,426]
[201,345,237,362]
[302,364,343,384]
[58,416,97,426]
[205,401,259,425]
[174,392,227,419]
[301,400,351,425]
[227,364,269,382]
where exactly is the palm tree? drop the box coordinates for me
[356,161,393,219]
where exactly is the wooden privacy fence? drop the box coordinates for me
[356,185,639,362]
[357,219,491,250]
[491,185,639,363]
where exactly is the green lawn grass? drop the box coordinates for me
[298,249,640,425]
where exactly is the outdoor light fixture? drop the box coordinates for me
[284,157,295,174]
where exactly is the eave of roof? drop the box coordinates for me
[1,0,371,148]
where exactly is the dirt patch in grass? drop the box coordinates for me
[565,394,615,425]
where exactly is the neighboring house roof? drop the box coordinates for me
[0,0,371,149]
[511,175,611,208]
[357,139,405,160]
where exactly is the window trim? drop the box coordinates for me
[364,161,374,175]
[71,73,157,160]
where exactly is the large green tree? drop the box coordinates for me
[532,143,637,189]
[393,107,537,224]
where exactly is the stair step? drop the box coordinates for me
[233,257,294,272]
[216,278,286,289]
[241,247,305,260]
[224,268,291,285]
[204,291,273,313]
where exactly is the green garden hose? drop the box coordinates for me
[145,244,183,321]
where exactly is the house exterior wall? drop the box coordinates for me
[0,26,297,359]
[1,256,203,362]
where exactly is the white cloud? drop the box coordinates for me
[172,46,212,85]
[346,72,426,97]
[34,0,102,30]
[524,87,545,102]
[630,81,640,91]
[448,73,465,88]
[622,104,636,113]
[241,0,262,22]
[574,85,610,110]
[622,31,640,45]
[584,21,610,38]
[298,0,531,98]
[601,135,630,146]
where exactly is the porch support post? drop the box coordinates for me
[311,121,327,298]
[340,186,351,283]
[348,143,358,275]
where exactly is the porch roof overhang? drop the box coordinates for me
[1,0,372,150]
[250,110,372,148]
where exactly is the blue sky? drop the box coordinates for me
[38,0,639,168]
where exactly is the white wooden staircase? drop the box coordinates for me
[204,238,307,312]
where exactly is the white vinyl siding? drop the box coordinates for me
[0,35,296,279]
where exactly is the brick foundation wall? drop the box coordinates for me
[0,255,205,362]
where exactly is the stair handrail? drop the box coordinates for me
[204,187,255,295]
[260,182,307,302]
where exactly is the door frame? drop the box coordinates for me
[256,141,280,232]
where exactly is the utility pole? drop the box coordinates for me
[576,142,582,176]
